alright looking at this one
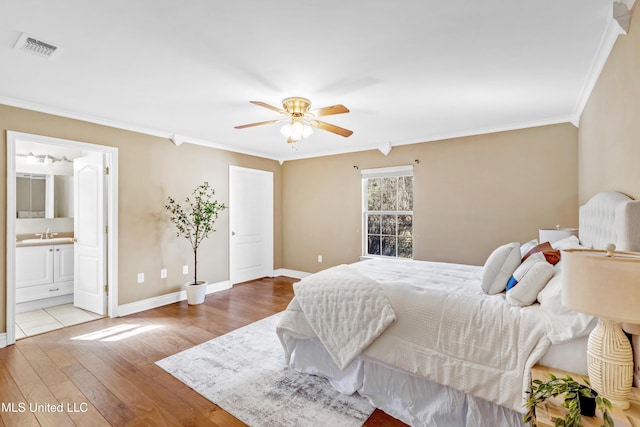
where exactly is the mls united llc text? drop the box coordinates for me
[1,401,89,413]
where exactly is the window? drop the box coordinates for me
[362,165,413,258]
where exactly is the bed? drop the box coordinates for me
[276,191,640,426]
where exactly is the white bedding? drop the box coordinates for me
[277,257,595,412]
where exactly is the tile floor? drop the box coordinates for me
[15,304,103,339]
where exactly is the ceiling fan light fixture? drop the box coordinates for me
[290,121,304,139]
[280,123,293,138]
[280,120,313,142]
[237,97,351,144]
[302,123,314,138]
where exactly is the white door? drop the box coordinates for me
[73,153,106,314]
[229,166,273,285]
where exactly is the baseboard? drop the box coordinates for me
[16,294,74,314]
[0,332,7,349]
[272,268,310,280]
[115,280,231,317]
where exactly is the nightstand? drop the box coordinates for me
[531,365,640,427]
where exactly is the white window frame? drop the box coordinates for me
[361,165,414,258]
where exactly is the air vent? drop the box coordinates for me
[13,32,61,59]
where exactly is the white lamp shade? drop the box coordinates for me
[562,248,640,324]
[539,227,578,244]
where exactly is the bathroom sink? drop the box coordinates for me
[20,237,74,244]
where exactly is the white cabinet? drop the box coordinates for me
[54,245,74,283]
[15,245,54,288]
[16,243,74,304]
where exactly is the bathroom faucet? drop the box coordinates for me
[35,228,59,239]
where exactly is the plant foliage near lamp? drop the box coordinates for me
[165,182,227,285]
[525,373,613,427]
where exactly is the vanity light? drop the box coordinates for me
[17,152,72,165]
[26,152,37,164]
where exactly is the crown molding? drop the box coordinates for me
[0,96,282,161]
[571,17,624,123]
[0,96,586,165]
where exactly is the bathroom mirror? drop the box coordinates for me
[16,173,74,219]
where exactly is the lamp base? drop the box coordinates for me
[587,319,634,409]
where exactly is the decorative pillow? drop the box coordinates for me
[520,239,538,258]
[506,255,555,307]
[522,241,561,265]
[481,242,521,295]
[506,252,545,290]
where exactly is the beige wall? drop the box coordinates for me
[579,7,640,202]
[1,105,282,333]
[282,123,579,272]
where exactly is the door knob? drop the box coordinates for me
[232,231,236,236]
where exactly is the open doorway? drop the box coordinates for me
[5,131,118,345]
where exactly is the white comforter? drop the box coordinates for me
[276,258,595,412]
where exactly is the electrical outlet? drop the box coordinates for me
[160,269,167,279]
[137,273,144,283]
[182,265,189,275]
[317,255,323,263]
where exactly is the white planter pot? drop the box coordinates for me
[185,281,208,305]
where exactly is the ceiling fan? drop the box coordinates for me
[235,97,353,143]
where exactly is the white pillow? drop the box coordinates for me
[537,271,562,308]
[551,235,583,250]
[481,242,521,295]
[506,259,555,307]
[520,239,539,258]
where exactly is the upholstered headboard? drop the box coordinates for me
[579,191,640,251]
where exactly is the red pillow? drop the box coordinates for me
[522,242,561,265]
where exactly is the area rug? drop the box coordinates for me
[156,312,374,427]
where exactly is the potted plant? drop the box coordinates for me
[524,372,614,427]
[165,182,226,305]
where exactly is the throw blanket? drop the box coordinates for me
[278,264,396,370]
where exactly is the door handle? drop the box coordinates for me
[232,231,236,236]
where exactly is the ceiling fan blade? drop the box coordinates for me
[311,120,353,137]
[249,101,285,114]
[310,104,350,117]
[234,119,280,129]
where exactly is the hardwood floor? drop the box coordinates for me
[0,277,407,427]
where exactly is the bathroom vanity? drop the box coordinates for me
[15,237,74,313]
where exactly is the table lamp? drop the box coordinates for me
[539,225,579,244]
[562,244,640,409]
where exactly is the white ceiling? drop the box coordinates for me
[0,1,622,162]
